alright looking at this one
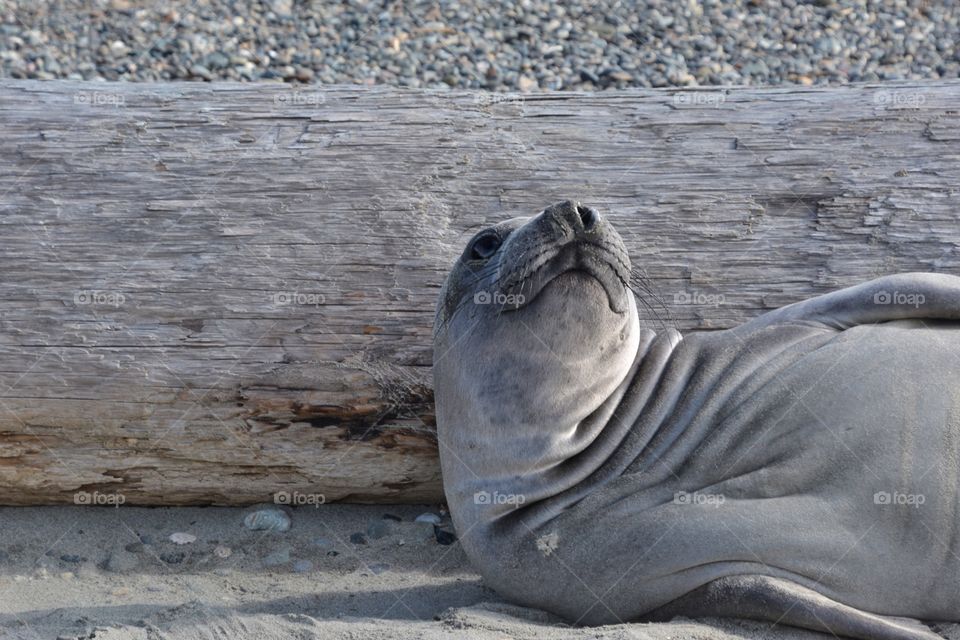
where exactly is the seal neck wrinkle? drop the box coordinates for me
[435,298,655,527]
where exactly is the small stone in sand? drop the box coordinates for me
[105,550,139,572]
[169,532,197,545]
[435,529,457,546]
[368,562,390,575]
[311,537,334,550]
[213,545,232,558]
[381,513,402,522]
[243,508,291,532]
[414,513,441,525]
[293,559,313,573]
[349,532,367,545]
[59,554,85,564]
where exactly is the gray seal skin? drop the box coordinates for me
[433,200,960,640]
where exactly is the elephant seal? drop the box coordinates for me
[433,200,960,640]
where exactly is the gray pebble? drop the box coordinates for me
[293,559,313,573]
[104,550,139,572]
[349,532,367,545]
[243,508,291,532]
[414,513,441,525]
[312,536,335,550]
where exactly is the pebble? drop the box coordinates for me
[243,508,291,532]
[0,1,955,88]
[292,559,313,573]
[367,562,390,575]
[311,537,335,550]
[59,554,85,564]
[160,551,185,564]
[169,532,197,545]
[414,513,441,525]
[435,529,457,546]
[104,550,139,572]
[213,545,232,559]
[349,532,367,545]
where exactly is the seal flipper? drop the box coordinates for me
[644,575,943,640]
[735,273,960,332]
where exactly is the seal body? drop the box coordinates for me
[433,201,960,640]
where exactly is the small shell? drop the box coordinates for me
[169,532,197,545]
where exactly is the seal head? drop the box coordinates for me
[433,200,643,536]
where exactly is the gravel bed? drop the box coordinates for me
[0,0,958,89]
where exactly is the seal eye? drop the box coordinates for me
[470,233,501,260]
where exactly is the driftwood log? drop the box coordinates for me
[0,80,959,505]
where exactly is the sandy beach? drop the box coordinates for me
[0,505,954,640]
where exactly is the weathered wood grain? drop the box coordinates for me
[0,80,959,504]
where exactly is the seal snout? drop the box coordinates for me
[576,203,599,231]
[546,200,601,237]
[497,200,631,314]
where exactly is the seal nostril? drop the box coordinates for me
[576,204,598,231]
